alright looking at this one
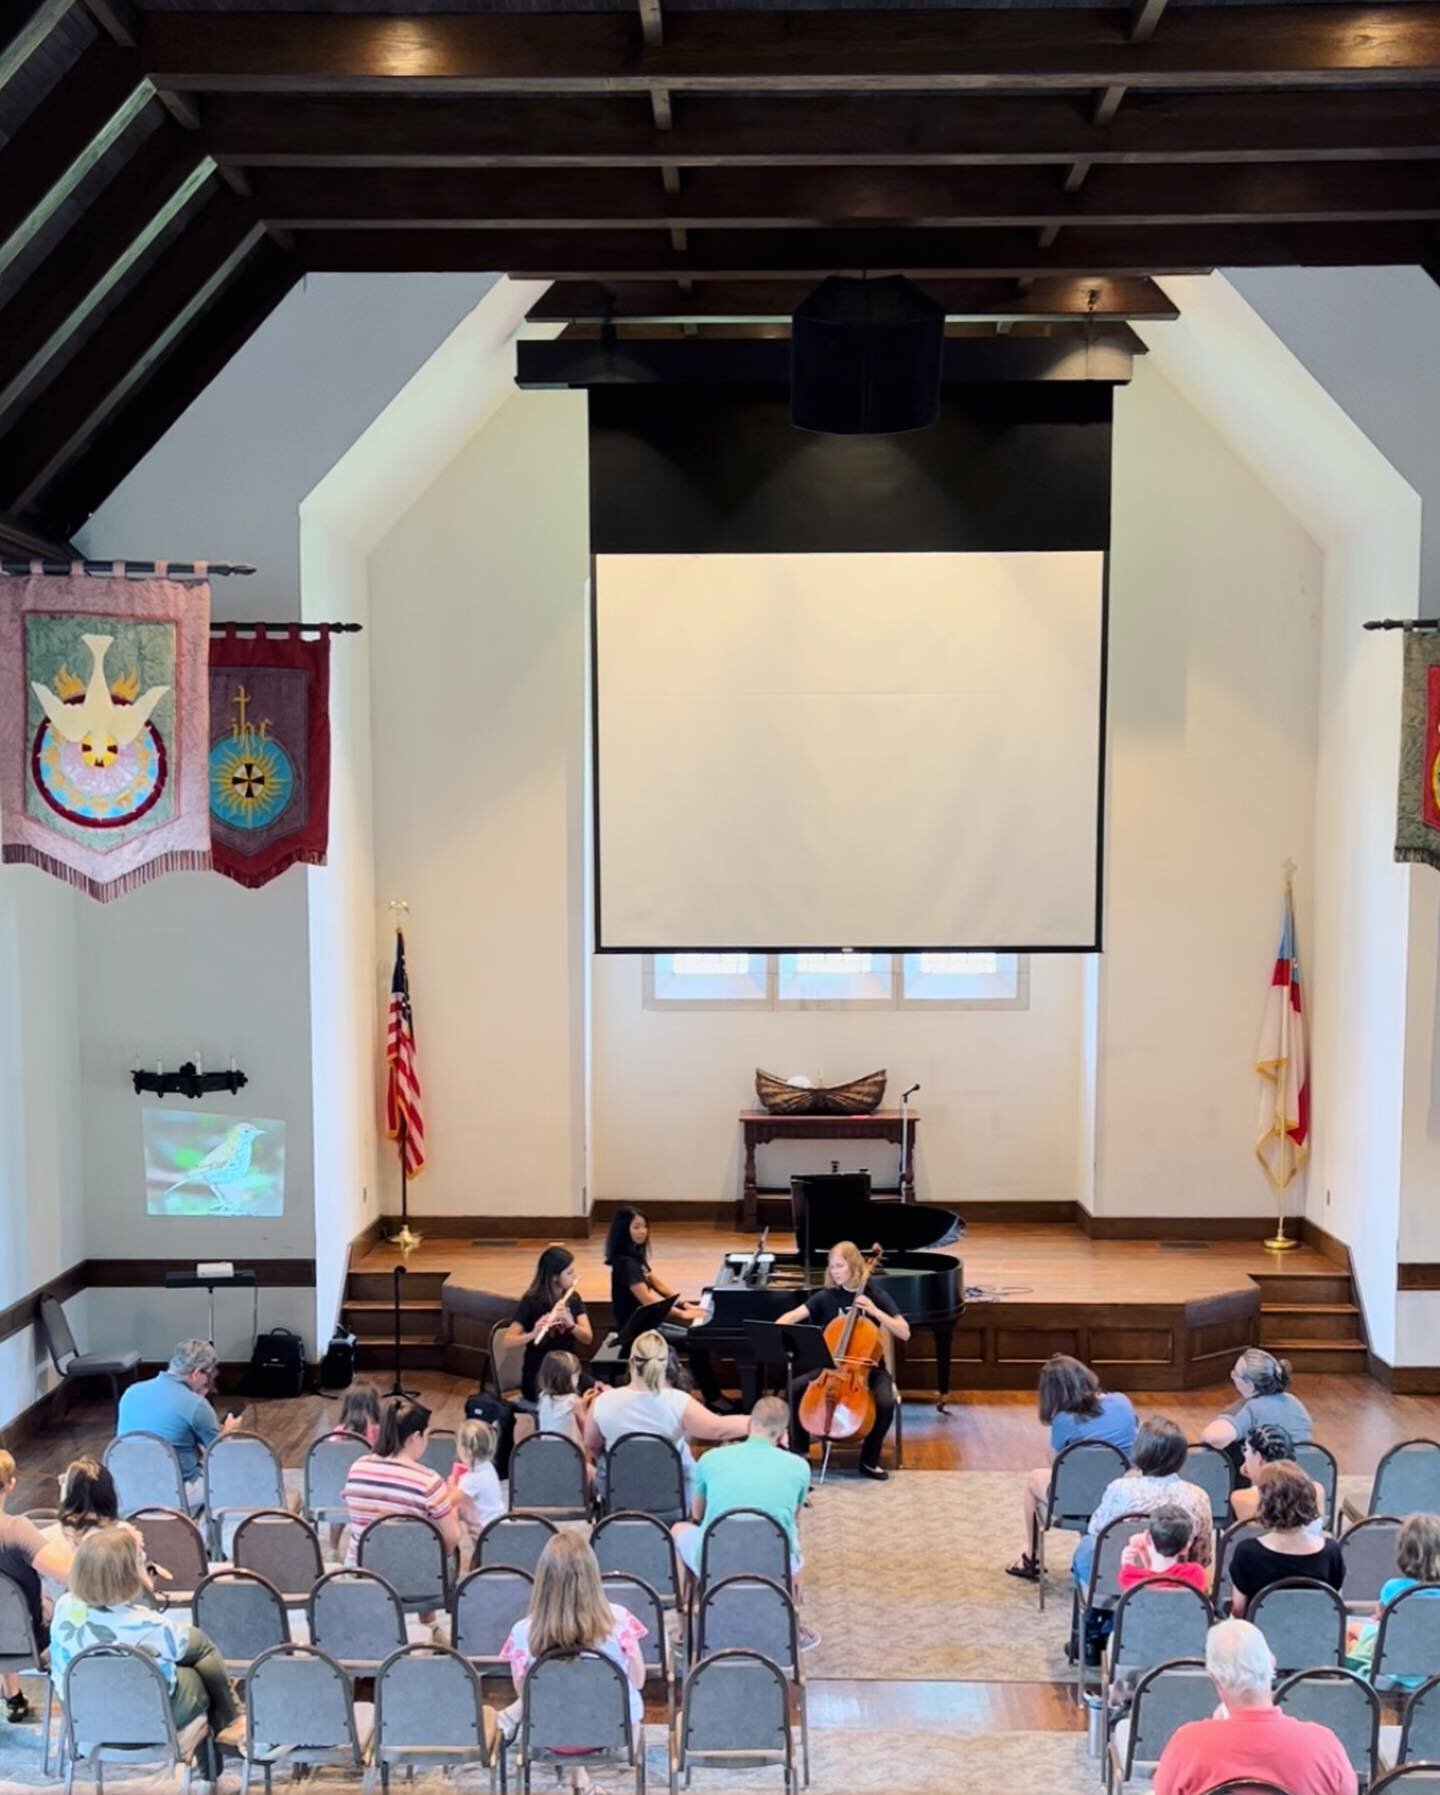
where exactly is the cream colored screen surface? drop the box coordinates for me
[595,550,1105,949]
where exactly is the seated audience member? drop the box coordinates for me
[1153,1617,1356,1795]
[56,1458,120,1544]
[537,1351,592,1451]
[331,1384,382,1447]
[340,1396,460,1614]
[1118,1505,1210,1593]
[671,1396,815,1647]
[116,1338,242,1505]
[1228,1460,1342,1616]
[48,1525,244,1747]
[499,1531,646,1792]
[1073,1415,1214,1590]
[0,1450,73,1724]
[584,1330,746,1504]
[1009,1353,1138,1580]
[1345,1511,1440,1677]
[1230,1423,1327,1529]
[450,1418,506,1547]
[1202,1348,1312,1472]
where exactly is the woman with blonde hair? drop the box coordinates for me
[48,1524,243,1744]
[500,1531,646,1791]
[584,1328,746,1502]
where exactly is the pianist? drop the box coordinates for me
[775,1240,911,1481]
[604,1206,727,1408]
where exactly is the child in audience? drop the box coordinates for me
[1345,1511,1440,1679]
[537,1351,586,1447]
[450,1418,506,1548]
[1119,1505,1210,1593]
[332,1383,382,1447]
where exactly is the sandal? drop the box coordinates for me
[1004,1555,1040,1582]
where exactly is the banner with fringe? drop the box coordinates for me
[0,564,211,901]
[1397,630,1440,871]
[208,624,330,888]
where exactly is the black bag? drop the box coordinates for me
[247,1326,307,1399]
[463,1392,516,1479]
[320,1328,356,1391]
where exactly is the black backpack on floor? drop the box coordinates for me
[247,1326,307,1399]
[320,1328,356,1391]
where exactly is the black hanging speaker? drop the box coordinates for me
[790,274,945,435]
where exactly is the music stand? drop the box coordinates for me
[617,1294,678,1352]
[744,1321,833,1447]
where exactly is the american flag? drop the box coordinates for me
[1255,885,1309,1191]
[386,928,426,1178]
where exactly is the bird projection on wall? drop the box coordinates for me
[144,1111,286,1217]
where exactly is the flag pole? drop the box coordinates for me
[388,899,423,1255]
[1264,865,1301,1251]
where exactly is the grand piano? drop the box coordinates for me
[686,1172,965,1408]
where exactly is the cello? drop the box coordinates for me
[797,1242,886,1449]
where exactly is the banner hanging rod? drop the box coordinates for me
[1,558,254,578]
[212,621,363,635]
[1364,618,1440,633]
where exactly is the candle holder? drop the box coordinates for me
[131,1061,249,1101]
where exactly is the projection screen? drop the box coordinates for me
[594,550,1106,951]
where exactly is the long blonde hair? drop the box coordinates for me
[628,1329,670,1395]
[823,1241,866,1290]
[71,1525,147,1609]
[527,1531,614,1656]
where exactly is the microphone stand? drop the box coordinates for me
[387,1264,417,1398]
[899,1085,919,1203]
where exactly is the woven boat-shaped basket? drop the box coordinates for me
[755,1068,888,1116]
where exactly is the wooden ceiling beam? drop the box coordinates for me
[78,0,140,49]
[198,90,1440,171]
[0,0,72,92]
[295,220,1434,279]
[0,193,266,512]
[1129,0,1171,45]
[136,8,1440,96]
[252,162,1440,230]
[0,42,150,277]
[0,509,75,559]
[37,240,298,537]
[527,274,1180,323]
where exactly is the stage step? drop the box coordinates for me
[1258,1340,1369,1373]
[342,1301,444,1340]
[352,1333,446,1370]
[1250,1273,1354,1307]
[345,1270,450,1303]
[1259,1303,1365,1344]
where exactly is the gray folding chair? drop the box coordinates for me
[359,1511,453,1612]
[453,1565,534,1675]
[518,1647,644,1795]
[1103,1578,1213,1747]
[204,1431,288,1555]
[421,1429,459,1482]
[0,1570,55,1773]
[605,1433,687,1523]
[375,1643,499,1792]
[603,1572,678,1740]
[1106,1658,1216,1795]
[1343,1516,1406,1608]
[1374,1585,1440,1689]
[1294,1440,1341,1531]
[104,1431,187,1515]
[303,1432,369,1530]
[475,1513,559,1576]
[1382,1675,1440,1775]
[129,1507,209,1603]
[593,1512,683,1615]
[242,1643,375,1794]
[233,1509,325,1604]
[509,1433,591,1521]
[193,1568,292,1675]
[1346,1443,1440,1528]
[695,1574,808,1786]
[486,1319,538,1419]
[1078,1510,1151,1702]
[1247,1577,1348,1672]
[62,1644,211,1795]
[38,1293,139,1417]
[1215,1518,1267,1614]
[1183,1443,1236,1533]
[1034,1439,1130,1613]
[697,1508,793,1600]
[1373,1769,1440,1793]
[307,1567,408,1674]
[677,1649,795,1795]
[1276,1666,1380,1785]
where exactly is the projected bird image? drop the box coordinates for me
[143,1109,286,1217]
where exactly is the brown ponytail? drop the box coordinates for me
[377,1397,431,1459]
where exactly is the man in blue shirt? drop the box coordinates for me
[117,1338,242,1504]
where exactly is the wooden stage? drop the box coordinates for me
[351,1221,1361,1394]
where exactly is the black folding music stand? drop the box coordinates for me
[617,1295,678,1352]
[743,1321,833,1448]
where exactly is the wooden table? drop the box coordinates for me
[738,1108,919,1227]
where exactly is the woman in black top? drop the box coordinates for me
[1228,1459,1344,1616]
[505,1245,594,1405]
[776,1239,911,1481]
[603,1206,725,1406]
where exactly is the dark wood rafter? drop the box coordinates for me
[0,0,72,92]
[38,240,299,536]
[134,8,1440,96]
[78,0,140,50]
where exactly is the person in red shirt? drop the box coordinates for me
[1154,1619,1357,1795]
[1118,1505,1210,1594]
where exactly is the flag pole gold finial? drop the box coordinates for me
[388,896,409,932]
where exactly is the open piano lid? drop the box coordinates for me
[791,1171,963,1257]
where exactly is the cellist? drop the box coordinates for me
[775,1239,911,1481]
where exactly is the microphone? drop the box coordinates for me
[902,1083,920,1099]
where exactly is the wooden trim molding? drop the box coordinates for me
[1398,1264,1440,1291]
[0,1259,88,1349]
[1299,1218,1352,1269]
[396,1214,589,1240]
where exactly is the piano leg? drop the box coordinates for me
[932,1321,955,1414]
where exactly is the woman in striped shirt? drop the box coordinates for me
[341,1397,460,1605]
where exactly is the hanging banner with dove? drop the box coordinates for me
[0,565,211,900]
[1396,630,1440,872]
[207,625,330,888]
